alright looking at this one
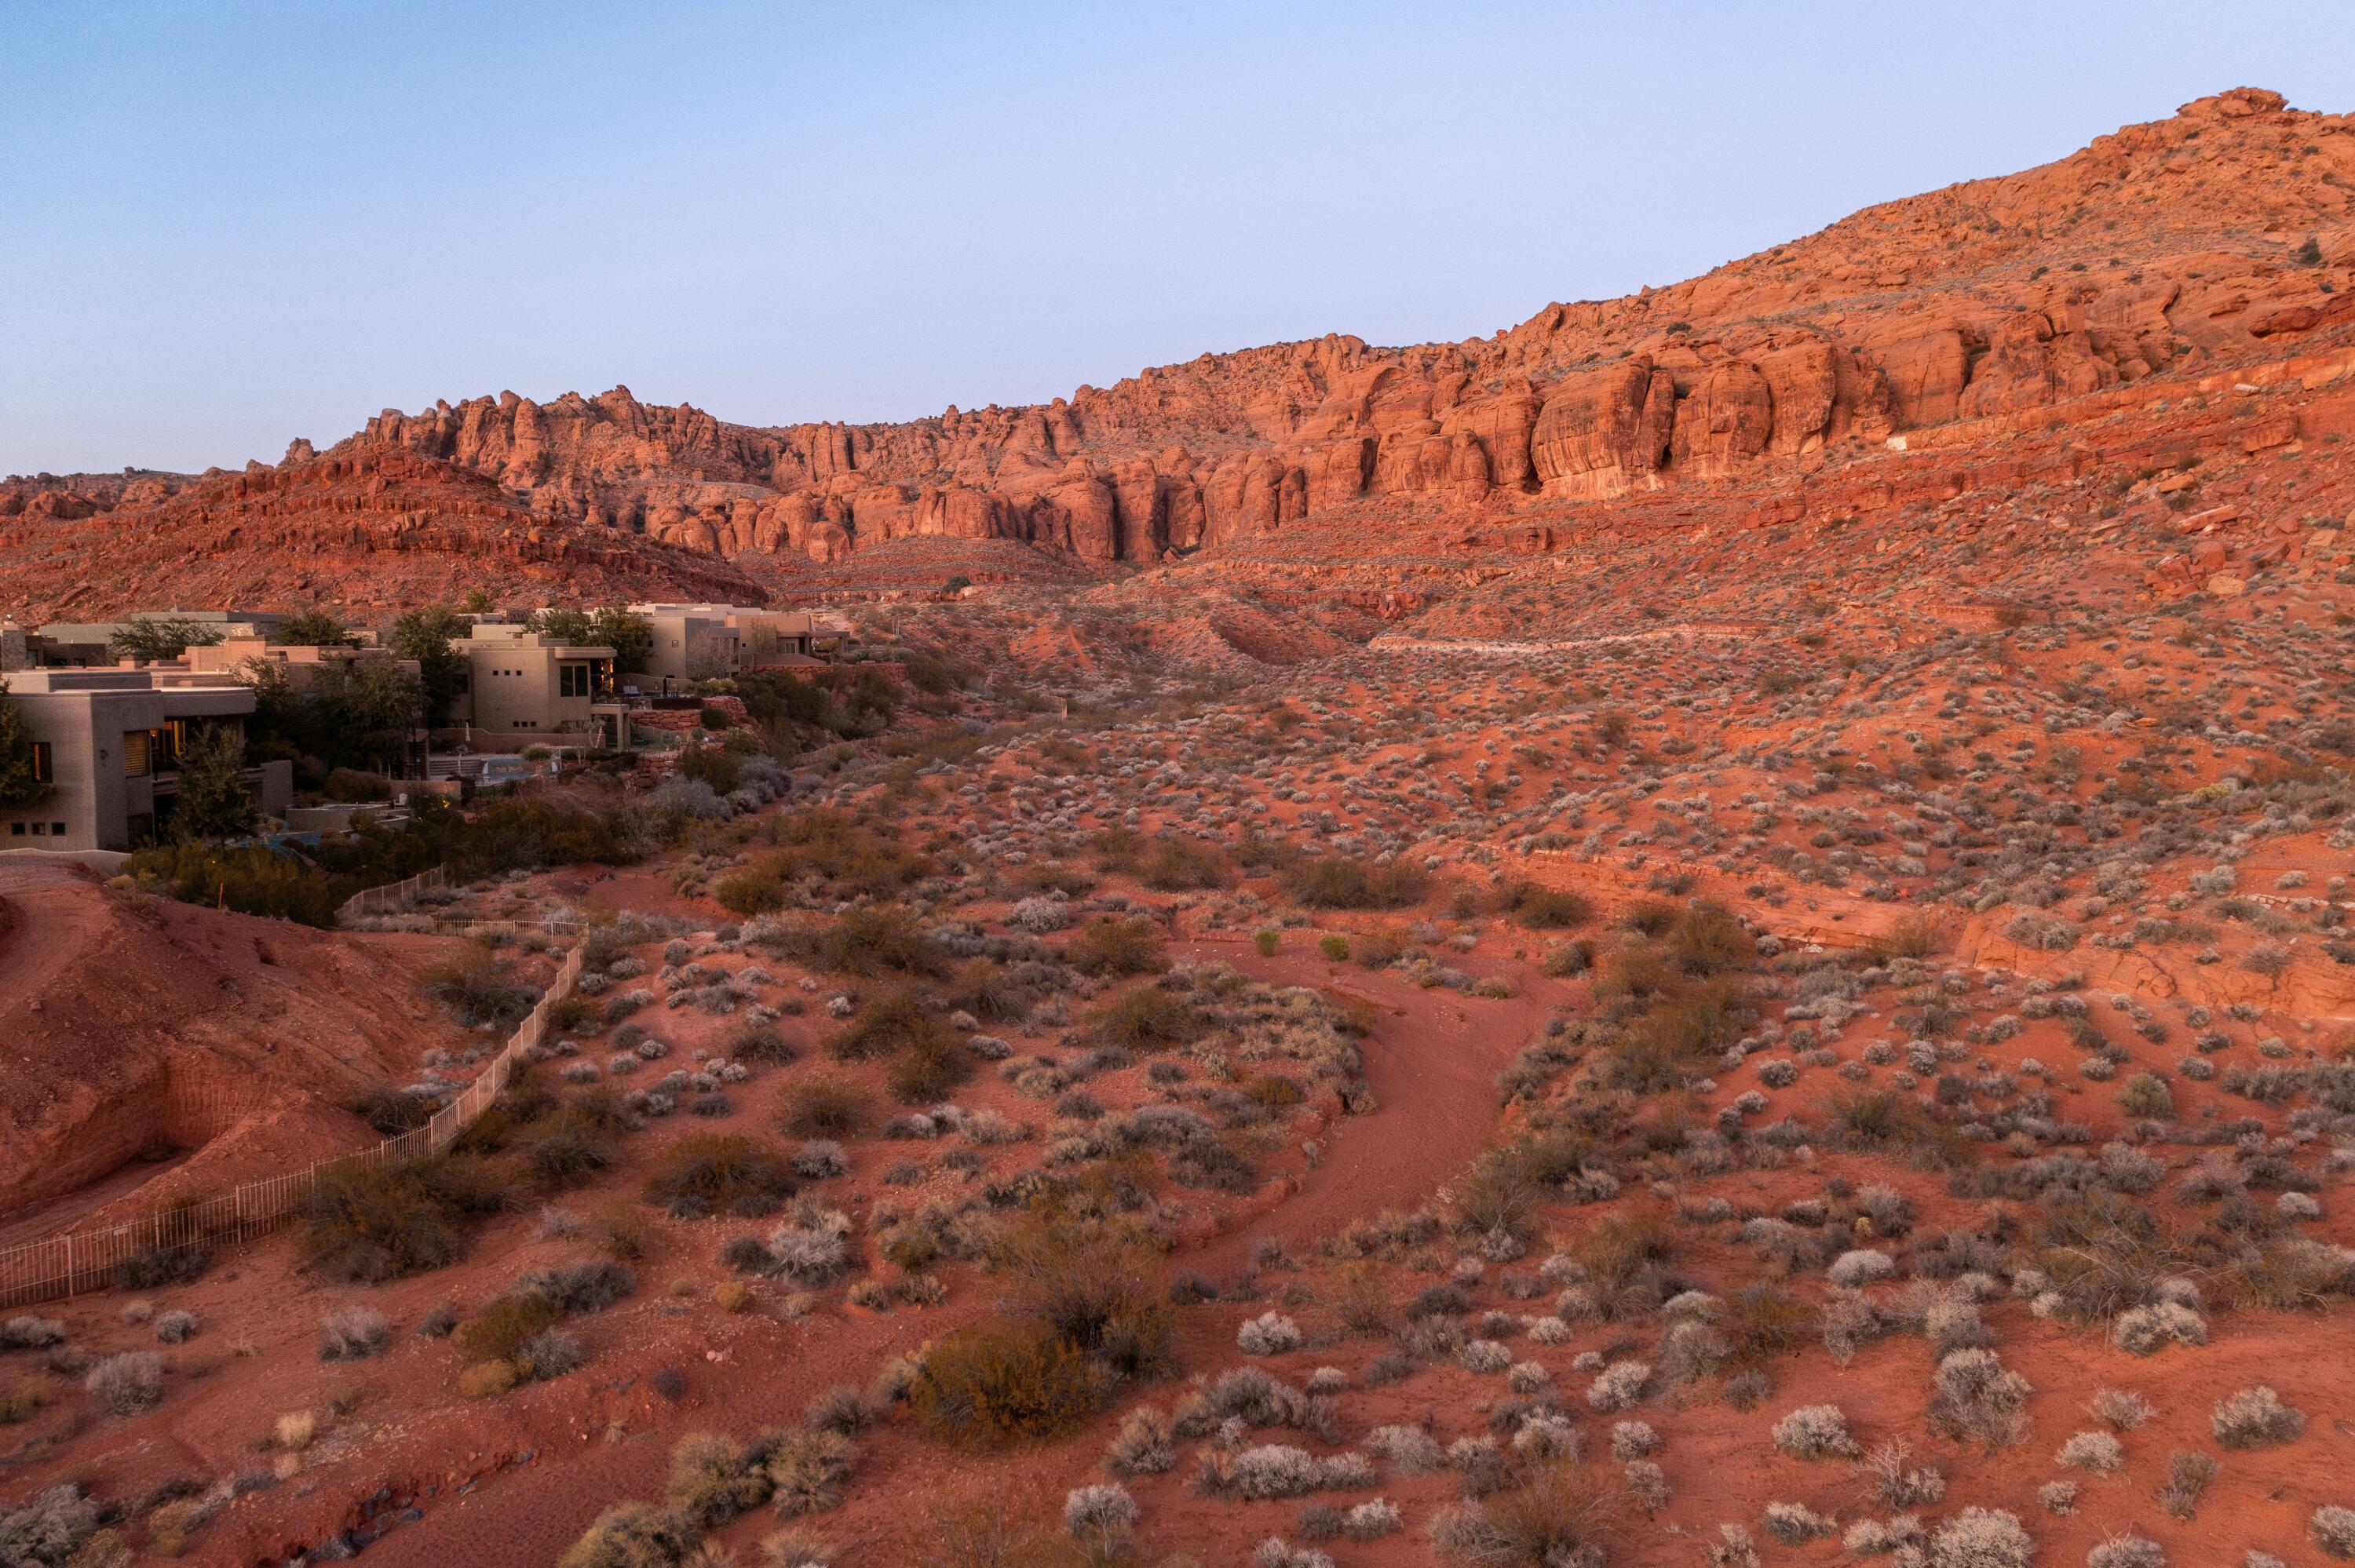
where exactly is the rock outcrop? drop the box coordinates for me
[6,86,2353,613]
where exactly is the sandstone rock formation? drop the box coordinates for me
[5,86,2353,615]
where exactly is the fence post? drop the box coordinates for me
[63,1234,73,1300]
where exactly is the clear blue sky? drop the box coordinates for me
[5,2,2350,476]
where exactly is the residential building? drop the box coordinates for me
[34,608,286,665]
[0,669,293,851]
[452,624,625,747]
[158,636,421,694]
[0,619,25,673]
[626,603,823,680]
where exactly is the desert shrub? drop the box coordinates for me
[1343,1497,1402,1540]
[1090,987,1208,1052]
[1104,1405,1175,1476]
[1722,1284,1811,1368]
[1284,855,1428,911]
[1062,1483,1138,1550]
[1928,1508,2033,1568]
[1505,883,1591,929]
[885,1034,974,1103]
[2311,1504,2355,1558]
[644,1135,796,1218]
[301,1159,472,1283]
[780,1078,871,1138]
[1067,917,1167,977]
[794,905,949,979]
[153,1310,198,1344]
[556,1502,701,1568]
[1667,900,1753,975]
[1930,1347,2033,1446]
[827,990,952,1062]
[1586,1359,1649,1412]
[517,1327,586,1379]
[2088,1389,2155,1431]
[1238,1313,1304,1356]
[2157,1450,2217,1520]
[1366,1425,1444,1472]
[0,1317,64,1351]
[2056,1430,2123,1472]
[2112,1301,2207,1357]
[767,1428,857,1517]
[1773,1403,1860,1460]
[514,1260,638,1316]
[2116,1071,2174,1120]
[1763,1503,1835,1544]
[1140,837,1231,892]
[459,1359,520,1398]
[84,1352,163,1417]
[319,1307,390,1362]
[0,1485,100,1567]
[460,1293,564,1363]
[2087,1538,2163,1568]
[910,1327,1108,1449]
[2212,1384,2304,1448]
[1429,1466,1612,1567]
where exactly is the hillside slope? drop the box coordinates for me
[4,86,2352,618]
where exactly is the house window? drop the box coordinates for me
[52,823,64,836]
[28,742,50,784]
[123,730,151,778]
[7,823,22,837]
[559,664,590,698]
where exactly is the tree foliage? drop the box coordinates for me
[171,724,257,841]
[0,680,48,811]
[108,618,225,662]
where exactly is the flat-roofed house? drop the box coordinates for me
[0,669,293,851]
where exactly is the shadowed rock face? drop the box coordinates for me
[5,86,2350,606]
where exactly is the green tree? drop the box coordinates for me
[389,603,469,727]
[271,607,353,647]
[590,608,654,674]
[172,724,258,841]
[458,587,494,614]
[0,680,49,811]
[108,618,224,662]
[319,658,424,775]
[531,607,595,643]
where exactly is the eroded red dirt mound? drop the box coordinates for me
[0,862,465,1218]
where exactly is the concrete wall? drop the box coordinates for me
[0,672,268,851]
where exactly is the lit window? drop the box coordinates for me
[28,742,50,783]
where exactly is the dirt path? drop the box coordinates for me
[353,946,1546,1567]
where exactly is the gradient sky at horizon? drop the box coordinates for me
[5,2,2352,476]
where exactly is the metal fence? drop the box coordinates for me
[0,943,584,1309]
[336,865,451,923]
